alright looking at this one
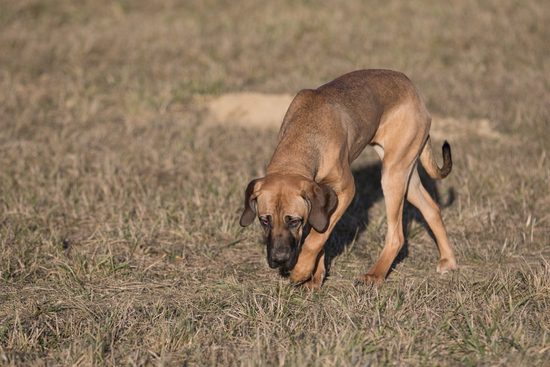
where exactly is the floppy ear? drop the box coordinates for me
[303,182,338,233]
[239,179,262,227]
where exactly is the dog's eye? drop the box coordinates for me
[260,218,270,227]
[288,218,301,228]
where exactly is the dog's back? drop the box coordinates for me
[275,69,428,167]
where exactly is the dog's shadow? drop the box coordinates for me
[323,161,455,279]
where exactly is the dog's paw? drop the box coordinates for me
[289,263,314,284]
[436,257,457,274]
[356,273,385,286]
[301,270,326,291]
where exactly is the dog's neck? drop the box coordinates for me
[265,124,324,181]
[265,162,315,181]
[265,154,316,181]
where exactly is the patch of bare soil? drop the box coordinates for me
[201,92,294,128]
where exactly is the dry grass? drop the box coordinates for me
[1,0,549,365]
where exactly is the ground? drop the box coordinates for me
[0,0,549,365]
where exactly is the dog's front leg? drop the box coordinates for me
[290,230,329,286]
[290,182,355,288]
[301,249,326,291]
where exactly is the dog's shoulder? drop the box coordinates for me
[291,88,324,108]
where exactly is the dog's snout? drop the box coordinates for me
[270,249,290,265]
[267,233,294,268]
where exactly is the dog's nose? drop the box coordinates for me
[271,251,290,265]
[268,246,291,268]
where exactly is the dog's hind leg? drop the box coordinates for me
[359,158,413,285]
[359,121,423,285]
[405,168,457,274]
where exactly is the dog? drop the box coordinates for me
[239,69,457,290]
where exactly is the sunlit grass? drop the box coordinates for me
[1,0,549,365]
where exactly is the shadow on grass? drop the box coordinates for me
[322,162,383,277]
[323,162,456,281]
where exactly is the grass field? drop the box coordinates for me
[1,0,549,365]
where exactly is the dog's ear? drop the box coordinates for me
[303,182,338,233]
[239,179,262,227]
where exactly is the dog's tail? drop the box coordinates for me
[419,136,452,179]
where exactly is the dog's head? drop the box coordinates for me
[239,175,338,269]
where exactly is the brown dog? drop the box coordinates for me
[240,69,457,290]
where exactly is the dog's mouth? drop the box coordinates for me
[267,246,300,270]
[265,229,305,270]
[267,251,298,269]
